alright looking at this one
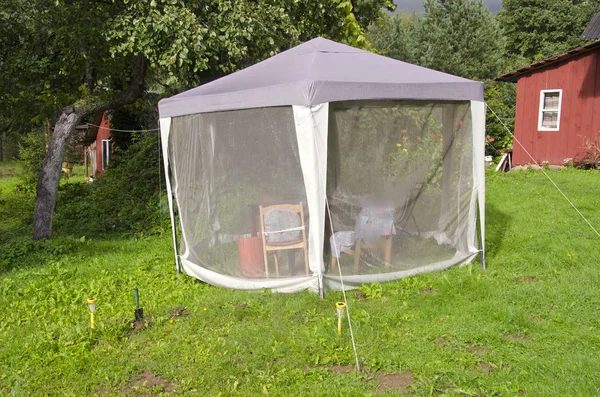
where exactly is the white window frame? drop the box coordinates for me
[538,89,562,131]
[101,139,111,171]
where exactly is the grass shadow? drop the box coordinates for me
[485,201,511,260]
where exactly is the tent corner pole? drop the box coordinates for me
[318,274,324,298]
[478,198,485,270]
[171,208,181,274]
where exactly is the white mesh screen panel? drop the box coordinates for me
[325,101,475,277]
[165,100,480,290]
[169,107,309,279]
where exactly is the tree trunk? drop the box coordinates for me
[32,55,147,240]
[33,109,82,240]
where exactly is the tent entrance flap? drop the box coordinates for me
[292,104,328,280]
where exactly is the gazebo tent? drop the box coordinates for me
[158,37,486,294]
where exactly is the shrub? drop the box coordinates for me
[54,132,170,237]
[17,130,48,187]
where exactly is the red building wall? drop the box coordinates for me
[95,111,111,176]
[513,49,600,165]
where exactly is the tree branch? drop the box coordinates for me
[75,54,148,117]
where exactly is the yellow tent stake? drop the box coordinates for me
[336,302,346,335]
[87,298,97,329]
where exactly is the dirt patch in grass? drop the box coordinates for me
[124,370,174,396]
[434,338,449,346]
[504,334,531,343]
[355,290,367,299]
[515,276,536,284]
[478,363,493,373]
[420,288,438,295]
[466,343,486,356]
[169,306,188,318]
[374,371,414,393]
[131,316,153,332]
[332,365,356,375]
[528,315,542,323]
[0,168,16,178]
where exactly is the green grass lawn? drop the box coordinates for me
[1,162,599,396]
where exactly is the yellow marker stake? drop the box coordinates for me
[336,302,346,335]
[87,298,97,329]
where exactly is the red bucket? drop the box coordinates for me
[238,237,265,278]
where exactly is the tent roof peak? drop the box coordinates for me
[159,37,483,118]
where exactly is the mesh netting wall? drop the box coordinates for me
[169,107,309,278]
[326,101,475,276]
[167,101,476,284]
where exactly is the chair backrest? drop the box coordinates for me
[354,207,396,238]
[259,203,305,243]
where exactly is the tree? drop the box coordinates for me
[367,0,504,81]
[498,0,600,60]
[366,12,419,64]
[414,0,505,81]
[0,0,393,240]
[367,1,508,151]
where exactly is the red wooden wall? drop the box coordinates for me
[513,49,600,165]
[95,111,111,176]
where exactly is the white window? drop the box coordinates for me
[101,139,111,170]
[538,89,562,131]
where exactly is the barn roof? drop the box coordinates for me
[158,37,483,118]
[582,10,600,40]
[494,40,600,83]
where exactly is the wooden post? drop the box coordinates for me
[84,146,88,179]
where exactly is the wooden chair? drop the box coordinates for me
[330,235,393,273]
[259,203,309,278]
[330,207,395,273]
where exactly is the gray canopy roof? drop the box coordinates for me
[159,37,484,118]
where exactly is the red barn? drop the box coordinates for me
[495,40,600,166]
[82,111,112,178]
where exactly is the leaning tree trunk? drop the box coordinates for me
[33,107,82,240]
[32,55,147,240]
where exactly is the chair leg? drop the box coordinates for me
[303,246,309,275]
[384,237,392,267]
[274,253,280,277]
[264,249,269,278]
[330,255,336,274]
[354,239,361,274]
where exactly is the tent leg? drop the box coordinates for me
[478,201,486,270]
[479,250,485,270]
[172,210,181,273]
[318,274,325,299]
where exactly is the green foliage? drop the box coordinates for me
[0,0,392,137]
[484,81,518,154]
[357,282,383,299]
[366,12,419,62]
[54,133,168,237]
[415,0,505,80]
[498,0,600,60]
[0,237,75,272]
[17,130,47,187]
[368,0,505,81]
[367,1,509,149]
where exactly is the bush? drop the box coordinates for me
[17,130,48,187]
[54,132,170,237]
